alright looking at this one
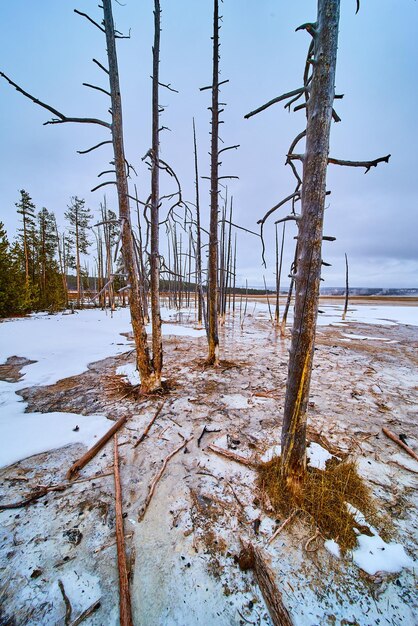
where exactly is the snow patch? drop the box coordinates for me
[307,442,333,470]
[260,445,281,463]
[116,363,141,386]
[325,539,341,559]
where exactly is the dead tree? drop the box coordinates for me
[193,118,203,326]
[206,0,221,364]
[1,1,162,392]
[245,0,390,494]
[149,0,163,380]
[342,252,349,320]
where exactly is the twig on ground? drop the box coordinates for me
[207,444,256,467]
[58,579,73,625]
[133,401,166,448]
[382,427,418,462]
[267,511,298,546]
[69,600,101,626]
[139,437,192,521]
[197,425,222,448]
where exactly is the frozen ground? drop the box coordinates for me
[0,302,417,625]
[0,307,205,467]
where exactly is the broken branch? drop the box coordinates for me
[66,415,128,480]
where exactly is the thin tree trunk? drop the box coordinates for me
[275,222,285,325]
[150,0,163,382]
[75,214,81,307]
[55,219,68,306]
[207,0,220,364]
[103,0,157,392]
[281,0,341,495]
[342,252,349,320]
[193,118,203,326]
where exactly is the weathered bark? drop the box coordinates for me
[149,0,163,381]
[66,414,128,480]
[239,542,293,626]
[113,435,134,626]
[193,118,203,326]
[275,223,285,325]
[102,0,158,392]
[281,0,341,494]
[342,252,349,320]
[207,0,220,364]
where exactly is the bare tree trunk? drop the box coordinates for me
[149,0,163,382]
[103,0,157,392]
[54,218,68,306]
[207,0,220,364]
[342,252,349,320]
[275,222,285,325]
[75,214,81,307]
[281,0,341,494]
[193,118,203,326]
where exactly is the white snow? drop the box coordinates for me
[324,539,341,558]
[306,442,333,470]
[352,532,415,575]
[0,307,205,468]
[341,333,397,342]
[253,301,418,327]
[116,363,141,386]
[260,444,281,463]
[326,504,416,575]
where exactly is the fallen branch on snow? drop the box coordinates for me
[133,401,165,448]
[207,444,257,467]
[238,540,293,626]
[66,415,128,480]
[382,427,418,462]
[138,437,192,521]
[113,435,134,626]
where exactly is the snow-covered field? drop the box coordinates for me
[0,302,417,625]
[0,303,416,468]
[0,307,205,467]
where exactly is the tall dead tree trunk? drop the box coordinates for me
[207,0,220,365]
[149,0,163,382]
[342,252,349,320]
[102,0,159,391]
[193,118,203,327]
[280,0,341,493]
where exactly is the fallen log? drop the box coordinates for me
[133,401,165,448]
[238,541,293,626]
[66,415,128,480]
[139,437,192,521]
[382,427,418,463]
[113,435,133,626]
[0,472,113,511]
[207,444,256,467]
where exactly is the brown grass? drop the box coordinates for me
[258,456,379,552]
[105,374,177,400]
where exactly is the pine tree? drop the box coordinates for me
[64,196,92,306]
[0,223,20,317]
[37,207,65,311]
[15,189,37,307]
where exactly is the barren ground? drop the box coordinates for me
[0,307,417,625]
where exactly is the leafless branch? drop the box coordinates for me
[82,82,111,97]
[77,140,112,154]
[74,9,105,33]
[92,58,109,74]
[257,191,300,227]
[200,79,229,92]
[91,181,117,192]
[328,154,390,173]
[0,71,111,129]
[245,87,305,119]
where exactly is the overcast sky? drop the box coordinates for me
[1,1,417,288]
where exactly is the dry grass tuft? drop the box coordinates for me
[258,456,379,552]
[105,374,177,400]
